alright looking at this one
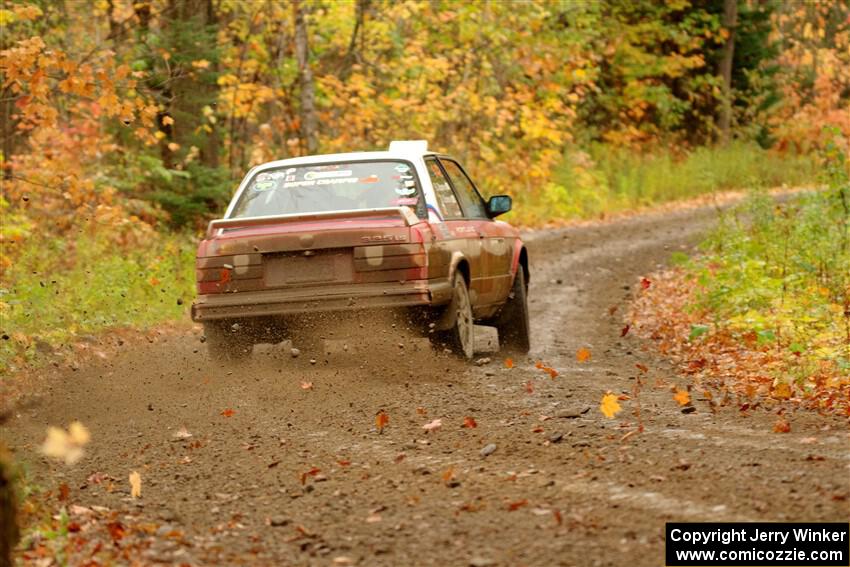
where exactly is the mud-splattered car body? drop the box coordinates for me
[191,141,530,359]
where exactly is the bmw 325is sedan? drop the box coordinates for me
[191,141,530,361]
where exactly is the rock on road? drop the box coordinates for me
[3,204,849,566]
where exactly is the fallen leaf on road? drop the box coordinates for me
[106,521,125,541]
[300,382,313,390]
[221,408,236,417]
[620,430,639,442]
[41,421,91,465]
[129,471,141,498]
[462,416,477,428]
[773,419,791,433]
[525,381,534,394]
[69,504,93,516]
[416,407,427,415]
[442,466,455,483]
[553,509,563,525]
[376,410,389,433]
[600,393,621,419]
[423,418,443,432]
[507,499,528,511]
[576,348,591,363]
[86,472,113,485]
[641,277,652,289]
[543,366,559,378]
[172,427,193,440]
[635,363,648,373]
[673,389,690,406]
[300,467,321,485]
[58,482,70,501]
[505,358,514,368]
[337,459,351,467]
[772,382,792,400]
[621,324,631,337]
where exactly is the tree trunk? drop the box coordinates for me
[0,92,16,181]
[294,0,318,155]
[717,0,738,145]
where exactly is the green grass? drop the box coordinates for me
[511,142,818,225]
[0,230,196,372]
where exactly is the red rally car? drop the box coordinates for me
[191,141,530,360]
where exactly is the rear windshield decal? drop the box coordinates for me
[304,170,353,181]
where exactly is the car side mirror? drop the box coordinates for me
[486,195,512,217]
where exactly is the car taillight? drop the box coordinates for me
[353,243,427,272]
[196,254,261,294]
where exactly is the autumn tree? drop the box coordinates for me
[717,0,738,144]
[294,0,318,155]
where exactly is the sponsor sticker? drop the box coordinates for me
[282,177,359,189]
[304,169,353,181]
[253,180,275,191]
[394,163,411,173]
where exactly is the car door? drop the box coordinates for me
[438,158,513,309]
[423,157,486,306]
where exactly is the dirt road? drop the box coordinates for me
[4,204,849,566]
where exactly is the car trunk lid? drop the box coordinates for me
[196,208,426,294]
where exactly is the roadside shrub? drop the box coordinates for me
[0,229,196,373]
[691,129,849,385]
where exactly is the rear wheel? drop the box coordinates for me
[203,321,253,362]
[494,265,530,354]
[434,275,474,360]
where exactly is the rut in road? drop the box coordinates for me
[3,204,848,567]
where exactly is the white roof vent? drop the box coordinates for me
[388,140,428,153]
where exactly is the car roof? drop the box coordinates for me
[249,141,444,173]
[250,151,435,173]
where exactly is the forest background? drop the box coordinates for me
[0,0,848,372]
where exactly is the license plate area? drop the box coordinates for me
[264,250,353,286]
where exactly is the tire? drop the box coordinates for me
[435,275,475,360]
[495,264,531,354]
[203,321,253,362]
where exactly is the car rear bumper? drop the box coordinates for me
[190,279,453,322]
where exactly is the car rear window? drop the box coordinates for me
[229,160,424,218]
